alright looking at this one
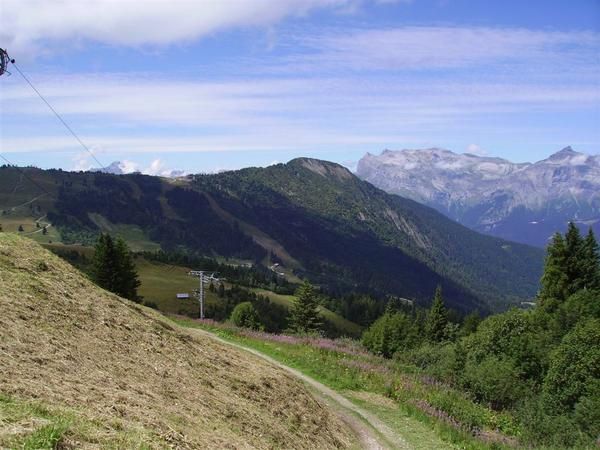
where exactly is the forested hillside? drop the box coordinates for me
[0,161,543,312]
[358,222,600,448]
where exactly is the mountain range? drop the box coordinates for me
[356,147,600,248]
[0,159,543,313]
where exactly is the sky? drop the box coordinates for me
[0,0,599,175]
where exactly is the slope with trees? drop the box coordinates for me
[0,233,354,449]
[0,163,544,312]
[359,223,600,448]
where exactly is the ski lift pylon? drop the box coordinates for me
[0,49,15,77]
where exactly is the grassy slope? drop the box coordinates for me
[27,240,363,336]
[136,259,363,336]
[136,258,216,316]
[250,288,363,336]
[0,234,355,449]
[175,319,520,450]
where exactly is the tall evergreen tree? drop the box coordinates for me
[93,233,118,292]
[114,237,141,301]
[425,285,448,342]
[565,222,585,295]
[581,229,600,291]
[92,233,140,301]
[540,232,569,302]
[290,281,322,333]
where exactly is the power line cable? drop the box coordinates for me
[0,153,54,199]
[10,61,105,169]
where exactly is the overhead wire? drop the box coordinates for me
[9,61,105,169]
[1,53,106,215]
[0,153,54,199]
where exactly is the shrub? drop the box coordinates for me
[557,289,600,333]
[463,308,549,384]
[400,342,459,382]
[517,398,584,448]
[573,382,600,440]
[543,318,600,412]
[362,312,417,358]
[230,302,262,330]
[461,355,526,410]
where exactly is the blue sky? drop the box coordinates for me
[1,0,599,174]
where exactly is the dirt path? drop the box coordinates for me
[189,327,411,450]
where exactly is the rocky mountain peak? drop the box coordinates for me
[356,146,599,247]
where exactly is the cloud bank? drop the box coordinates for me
[1,0,407,54]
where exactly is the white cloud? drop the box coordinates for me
[144,158,184,177]
[291,26,599,72]
[465,144,487,156]
[2,20,598,161]
[0,0,397,55]
[119,159,140,174]
[72,151,93,171]
[2,67,598,159]
[3,73,597,131]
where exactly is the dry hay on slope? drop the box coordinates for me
[0,234,353,449]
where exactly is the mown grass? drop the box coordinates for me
[3,234,356,449]
[0,394,153,449]
[174,318,522,450]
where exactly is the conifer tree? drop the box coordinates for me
[425,285,448,342]
[92,233,140,301]
[114,237,141,301]
[564,222,585,295]
[93,233,118,292]
[581,228,600,291]
[540,232,569,302]
[291,281,322,333]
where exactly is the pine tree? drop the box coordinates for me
[565,222,585,295]
[540,232,570,302]
[425,285,448,343]
[92,234,140,302]
[291,281,322,333]
[93,233,118,293]
[581,228,600,291]
[114,237,141,301]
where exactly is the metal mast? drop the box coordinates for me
[188,271,221,319]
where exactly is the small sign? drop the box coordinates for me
[176,293,190,299]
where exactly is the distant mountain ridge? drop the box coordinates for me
[356,147,600,247]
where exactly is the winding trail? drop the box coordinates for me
[188,327,411,450]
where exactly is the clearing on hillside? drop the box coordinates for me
[0,234,355,449]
